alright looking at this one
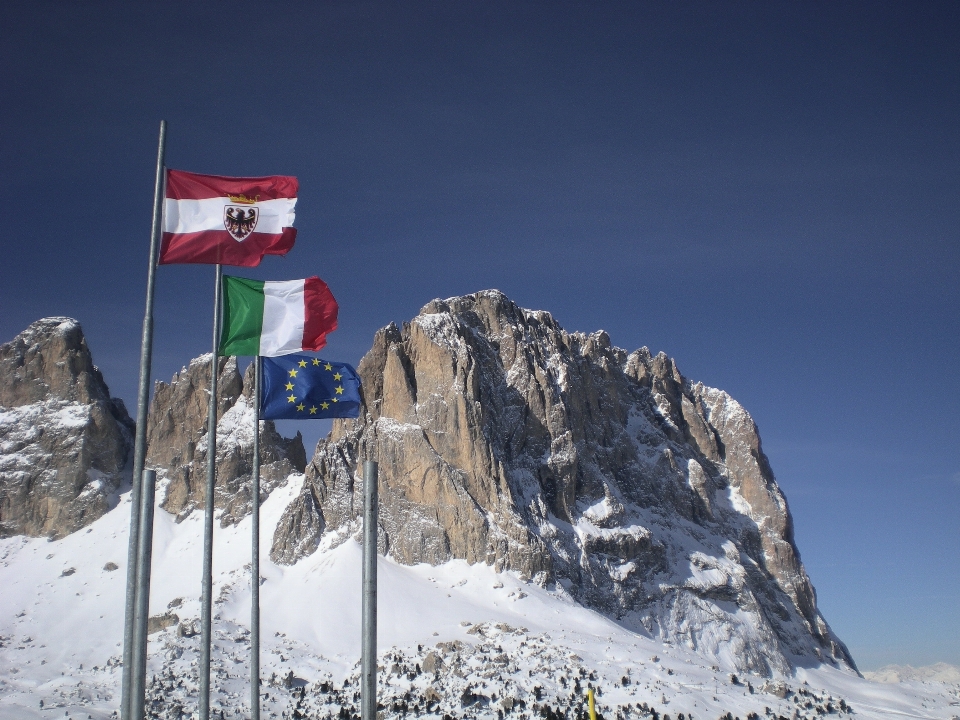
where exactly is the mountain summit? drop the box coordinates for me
[0,317,133,539]
[275,290,854,675]
[0,295,857,711]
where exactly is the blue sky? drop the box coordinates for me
[1,1,957,670]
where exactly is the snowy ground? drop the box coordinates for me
[2,475,958,720]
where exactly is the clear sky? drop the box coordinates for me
[2,1,957,671]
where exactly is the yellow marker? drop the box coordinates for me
[587,687,596,720]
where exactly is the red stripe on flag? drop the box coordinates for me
[302,277,339,352]
[166,169,298,201]
[158,228,297,267]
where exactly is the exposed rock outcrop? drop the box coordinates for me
[146,355,306,525]
[1,300,856,678]
[273,290,854,675]
[0,318,133,539]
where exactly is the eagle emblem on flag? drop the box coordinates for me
[223,205,259,242]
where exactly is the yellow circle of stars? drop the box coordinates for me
[281,358,348,413]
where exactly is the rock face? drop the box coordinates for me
[146,355,306,525]
[274,290,855,675]
[0,318,133,539]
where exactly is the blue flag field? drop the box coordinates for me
[260,354,362,420]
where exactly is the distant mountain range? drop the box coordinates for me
[864,663,960,684]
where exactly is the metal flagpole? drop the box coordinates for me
[361,461,379,720]
[130,469,158,720]
[122,119,166,720]
[251,356,262,720]
[199,264,223,720]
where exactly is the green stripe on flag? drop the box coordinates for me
[220,276,266,356]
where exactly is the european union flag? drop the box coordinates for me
[260,354,362,420]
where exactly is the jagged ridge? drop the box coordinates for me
[0,317,133,539]
[274,290,854,675]
[146,355,307,526]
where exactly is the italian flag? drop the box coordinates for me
[219,276,338,357]
[159,169,298,267]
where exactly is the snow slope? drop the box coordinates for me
[1,477,958,720]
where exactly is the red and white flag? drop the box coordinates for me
[159,169,298,266]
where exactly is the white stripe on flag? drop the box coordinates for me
[163,197,296,234]
[261,280,306,356]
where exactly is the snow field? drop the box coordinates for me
[1,476,958,720]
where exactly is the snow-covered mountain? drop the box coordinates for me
[2,303,959,720]
[143,354,306,526]
[864,664,960,684]
[280,291,848,676]
[0,317,133,540]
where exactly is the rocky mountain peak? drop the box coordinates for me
[0,316,117,408]
[274,289,855,675]
[146,355,306,526]
[0,300,858,679]
[0,318,133,539]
